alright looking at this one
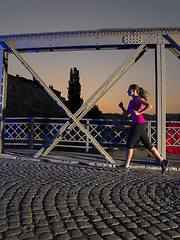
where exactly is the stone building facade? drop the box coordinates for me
[6,74,67,118]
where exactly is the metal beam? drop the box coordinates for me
[0,27,179,53]
[37,45,148,158]
[0,47,8,153]
[155,44,166,160]
[3,40,115,163]
[163,34,180,59]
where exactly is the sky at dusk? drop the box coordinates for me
[0,0,179,114]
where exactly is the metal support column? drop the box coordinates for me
[0,47,8,153]
[155,44,166,160]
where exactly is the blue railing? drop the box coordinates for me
[4,117,180,153]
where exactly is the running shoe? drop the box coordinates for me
[160,160,169,173]
[116,163,129,171]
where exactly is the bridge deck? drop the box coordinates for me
[2,148,180,169]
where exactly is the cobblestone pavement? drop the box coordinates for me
[0,157,180,240]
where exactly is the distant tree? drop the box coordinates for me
[49,85,54,90]
[67,67,83,113]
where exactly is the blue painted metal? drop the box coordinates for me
[4,117,180,152]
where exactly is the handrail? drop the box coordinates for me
[4,117,180,152]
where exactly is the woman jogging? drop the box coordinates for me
[118,84,168,173]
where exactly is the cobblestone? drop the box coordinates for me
[0,155,179,239]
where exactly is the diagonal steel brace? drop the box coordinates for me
[163,34,180,59]
[4,39,116,163]
[36,44,148,158]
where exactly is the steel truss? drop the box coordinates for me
[0,28,180,162]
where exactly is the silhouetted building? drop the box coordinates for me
[6,74,67,118]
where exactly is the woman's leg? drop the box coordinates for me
[125,124,142,167]
[150,147,168,173]
[140,129,168,172]
[139,125,163,164]
[149,147,163,163]
[125,149,133,167]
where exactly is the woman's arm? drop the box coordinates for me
[119,101,131,117]
[134,97,152,115]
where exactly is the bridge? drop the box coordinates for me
[0,27,180,162]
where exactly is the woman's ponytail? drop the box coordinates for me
[138,87,148,101]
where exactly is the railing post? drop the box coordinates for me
[86,119,90,153]
[29,117,34,150]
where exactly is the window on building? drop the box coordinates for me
[6,108,14,115]
[8,84,15,92]
[23,110,31,116]
[33,101,40,107]
[23,99,32,106]
[7,97,14,103]
[33,91,38,96]
[24,88,31,95]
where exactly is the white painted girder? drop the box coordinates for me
[0,28,179,52]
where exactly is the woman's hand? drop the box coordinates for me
[133,110,140,115]
[119,101,130,117]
